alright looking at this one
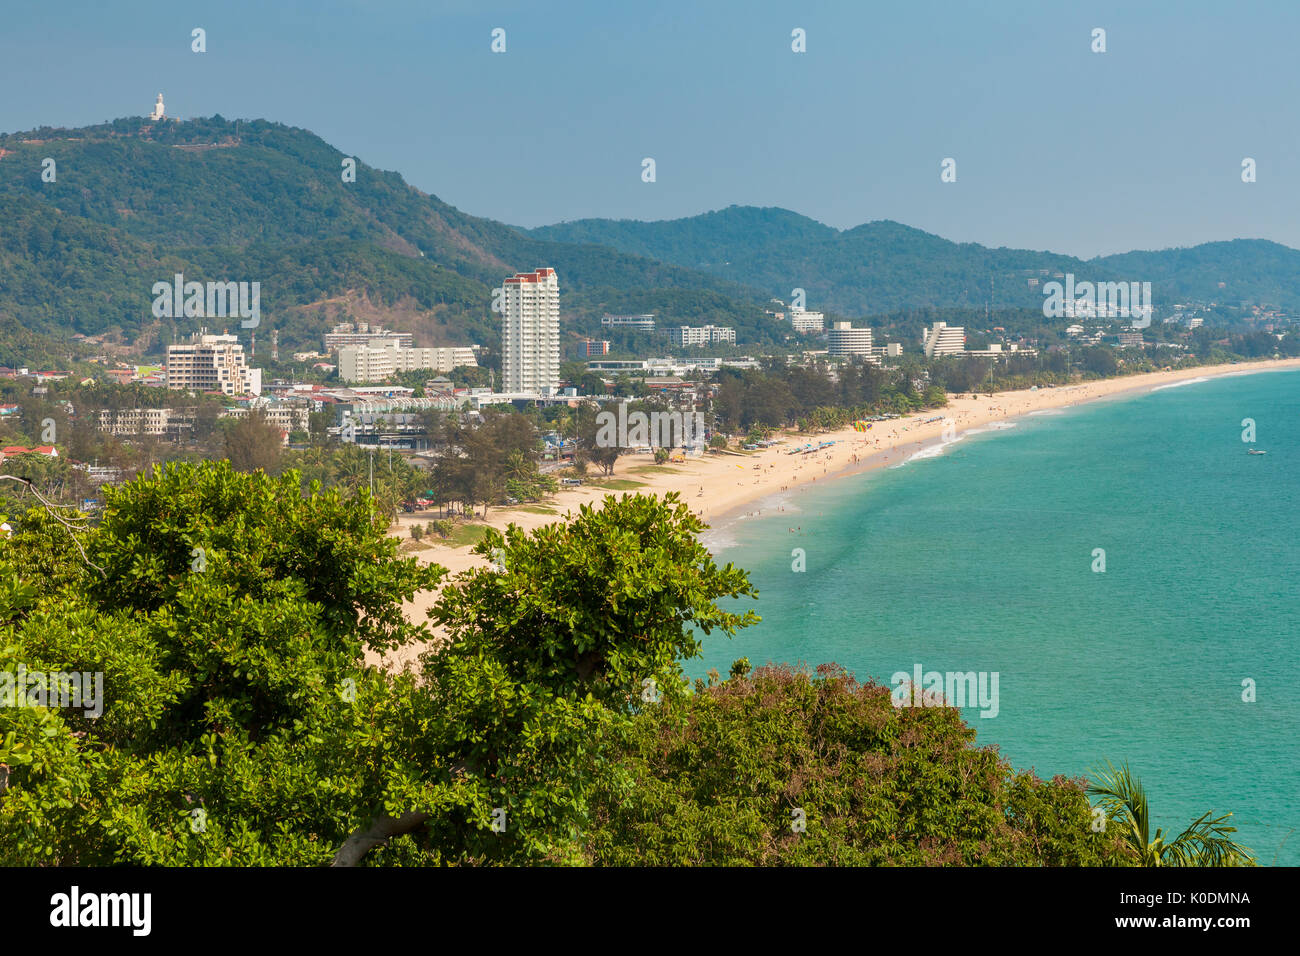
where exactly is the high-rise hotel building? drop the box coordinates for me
[826,321,873,357]
[922,321,966,358]
[166,331,261,396]
[501,268,560,394]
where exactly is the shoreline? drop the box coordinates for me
[376,357,1300,669]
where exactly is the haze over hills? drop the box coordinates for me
[530,206,1300,316]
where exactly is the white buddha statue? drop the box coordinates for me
[149,94,165,121]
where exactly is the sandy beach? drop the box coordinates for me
[374,357,1300,669]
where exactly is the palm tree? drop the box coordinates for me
[1088,761,1254,866]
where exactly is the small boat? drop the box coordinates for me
[1248,449,1267,455]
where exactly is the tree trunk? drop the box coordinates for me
[331,811,431,867]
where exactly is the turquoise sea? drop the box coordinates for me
[690,369,1300,865]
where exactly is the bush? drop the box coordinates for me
[584,663,1133,866]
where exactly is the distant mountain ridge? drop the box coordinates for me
[0,117,776,354]
[1,116,1296,365]
[529,206,1300,315]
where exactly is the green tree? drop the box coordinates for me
[0,461,443,865]
[424,492,758,863]
[224,410,283,473]
[586,663,1134,866]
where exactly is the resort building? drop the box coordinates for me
[600,314,655,331]
[96,407,197,438]
[166,331,261,396]
[501,268,561,394]
[666,325,736,347]
[323,322,413,352]
[338,344,478,383]
[790,308,825,333]
[922,321,966,358]
[827,321,874,357]
[221,404,311,433]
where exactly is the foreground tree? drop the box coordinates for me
[418,493,758,863]
[0,469,757,865]
[0,462,443,864]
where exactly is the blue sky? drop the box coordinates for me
[3,0,1298,257]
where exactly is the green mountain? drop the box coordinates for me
[0,117,777,358]
[529,205,1300,315]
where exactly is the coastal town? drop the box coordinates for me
[5,249,1295,525]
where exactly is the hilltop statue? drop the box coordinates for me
[149,93,165,121]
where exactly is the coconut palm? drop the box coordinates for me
[1088,761,1254,866]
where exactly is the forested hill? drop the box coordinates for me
[529,206,1300,315]
[0,116,773,356]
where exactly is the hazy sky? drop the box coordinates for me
[4,0,1298,258]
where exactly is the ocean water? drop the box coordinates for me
[690,370,1300,865]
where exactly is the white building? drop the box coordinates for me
[323,322,413,352]
[338,344,477,383]
[96,407,196,438]
[501,268,560,394]
[790,308,825,333]
[600,314,655,331]
[166,331,261,396]
[922,321,965,358]
[667,325,736,347]
[222,404,312,434]
[826,321,874,357]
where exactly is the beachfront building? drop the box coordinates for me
[667,325,736,347]
[166,331,261,396]
[922,321,965,358]
[338,344,478,383]
[501,268,560,394]
[827,321,874,357]
[790,308,825,333]
[966,343,1038,358]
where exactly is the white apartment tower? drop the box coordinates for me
[922,321,966,358]
[501,268,560,394]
